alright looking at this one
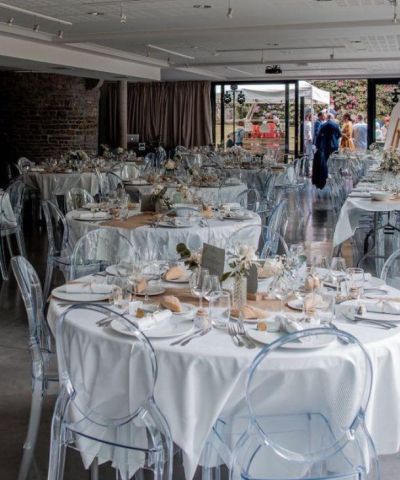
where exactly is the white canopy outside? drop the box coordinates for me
[239,81,330,105]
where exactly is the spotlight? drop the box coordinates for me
[120,13,127,23]
[7,17,14,25]
[33,23,39,32]
[57,29,63,38]
[226,7,233,18]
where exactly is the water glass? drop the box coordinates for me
[345,267,365,299]
[208,291,231,328]
[315,289,336,325]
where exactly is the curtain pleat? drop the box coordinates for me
[127,81,212,148]
[98,82,119,148]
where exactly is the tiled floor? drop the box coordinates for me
[0,189,398,479]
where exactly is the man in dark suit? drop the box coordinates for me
[313,111,326,145]
[312,113,341,190]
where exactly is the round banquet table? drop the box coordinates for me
[124,182,247,204]
[47,278,400,480]
[66,209,262,256]
[24,171,101,200]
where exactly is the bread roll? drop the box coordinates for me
[136,279,148,294]
[165,266,185,281]
[231,305,268,320]
[161,295,183,313]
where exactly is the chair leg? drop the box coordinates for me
[43,263,54,302]
[47,427,67,480]
[16,228,27,258]
[17,380,44,480]
[0,236,8,280]
[6,233,13,257]
[90,458,99,480]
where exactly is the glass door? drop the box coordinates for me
[214,82,300,158]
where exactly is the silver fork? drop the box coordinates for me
[236,321,257,349]
[228,320,244,347]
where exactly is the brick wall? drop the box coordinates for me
[0,73,100,164]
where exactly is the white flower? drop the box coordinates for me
[117,147,124,154]
[153,184,164,195]
[165,159,176,170]
[189,251,202,266]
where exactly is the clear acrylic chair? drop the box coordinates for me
[234,189,261,213]
[225,224,262,257]
[41,201,72,300]
[260,225,289,258]
[48,303,173,480]
[203,328,379,480]
[70,228,135,279]
[266,199,288,240]
[380,247,400,289]
[0,179,26,279]
[64,188,95,213]
[11,256,58,480]
[17,157,35,174]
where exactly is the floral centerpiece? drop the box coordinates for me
[152,184,172,212]
[221,245,258,307]
[176,243,202,270]
[380,150,400,174]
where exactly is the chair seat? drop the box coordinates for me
[51,255,71,266]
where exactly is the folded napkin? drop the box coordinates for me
[366,300,400,315]
[275,313,320,342]
[128,303,172,331]
[220,202,241,210]
[349,192,371,198]
[77,211,109,220]
[64,283,113,295]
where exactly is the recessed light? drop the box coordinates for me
[87,11,104,16]
[350,40,362,44]
[193,4,212,8]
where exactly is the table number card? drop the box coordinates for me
[247,264,258,295]
[201,243,225,277]
[140,193,155,212]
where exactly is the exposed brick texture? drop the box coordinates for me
[0,73,100,164]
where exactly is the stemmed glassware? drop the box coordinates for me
[346,267,365,300]
[330,257,347,293]
[204,275,222,301]
[189,267,212,313]
[208,291,231,328]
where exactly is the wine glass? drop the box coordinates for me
[208,291,231,328]
[189,268,211,313]
[204,275,222,301]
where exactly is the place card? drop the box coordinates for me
[247,264,258,295]
[201,243,225,277]
[140,193,155,212]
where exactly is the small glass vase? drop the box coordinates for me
[233,275,247,309]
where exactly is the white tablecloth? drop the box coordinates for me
[47,282,400,479]
[66,210,262,257]
[124,183,247,205]
[24,172,101,200]
[333,197,400,247]
[223,168,271,192]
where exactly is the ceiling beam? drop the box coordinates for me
[58,18,400,44]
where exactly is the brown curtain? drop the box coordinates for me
[127,81,212,148]
[98,82,119,148]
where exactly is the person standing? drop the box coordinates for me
[313,111,326,145]
[235,120,245,146]
[304,112,314,160]
[312,112,342,189]
[340,113,355,150]
[352,114,368,150]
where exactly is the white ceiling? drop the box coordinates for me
[0,0,400,80]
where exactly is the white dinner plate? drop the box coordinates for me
[82,203,102,210]
[247,329,335,349]
[224,213,253,221]
[157,220,192,228]
[106,264,133,277]
[136,285,166,296]
[74,212,112,221]
[163,272,191,283]
[337,300,400,323]
[110,317,194,339]
[52,285,112,302]
[172,303,197,318]
[286,299,303,311]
